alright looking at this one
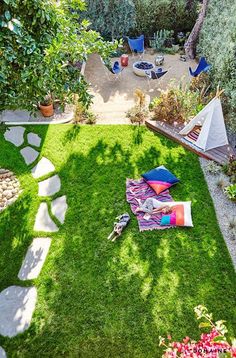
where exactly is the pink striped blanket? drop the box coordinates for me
[126,178,173,232]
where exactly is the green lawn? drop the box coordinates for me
[0,125,235,358]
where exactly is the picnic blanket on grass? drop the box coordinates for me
[126,178,173,232]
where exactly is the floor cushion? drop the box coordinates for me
[160,201,193,227]
[141,165,180,195]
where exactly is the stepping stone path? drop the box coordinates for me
[34,203,59,232]
[51,195,68,224]
[1,126,68,352]
[31,157,55,179]
[4,126,25,147]
[0,286,37,338]
[38,175,61,197]
[0,346,7,358]
[18,238,52,280]
[27,133,41,147]
[0,169,20,212]
[20,146,39,165]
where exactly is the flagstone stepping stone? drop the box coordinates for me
[20,147,39,165]
[4,126,25,147]
[0,286,37,338]
[34,203,58,232]
[27,133,41,147]
[31,157,55,179]
[51,195,68,224]
[0,346,7,358]
[18,238,52,280]
[38,175,61,197]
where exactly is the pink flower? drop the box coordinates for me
[183,336,190,344]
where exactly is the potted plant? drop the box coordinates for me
[39,94,54,117]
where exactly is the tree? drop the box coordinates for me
[185,0,195,11]
[84,0,136,40]
[184,0,209,59]
[133,0,198,37]
[0,0,118,112]
[198,0,236,115]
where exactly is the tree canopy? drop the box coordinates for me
[198,0,236,113]
[0,0,118,112]
[84,0,136,40]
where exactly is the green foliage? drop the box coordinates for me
[149,29,174,51]
[84,0,136,39]
[150,73,215,125]
[223,156,236,184]
[74,102,97,124]
[126,89,148,125]
[150,81,205,124]
[224,184,236,201]
[134,0,198,37]
[198,0,236,117]
[0,0,118,112]
[84,0,198,40]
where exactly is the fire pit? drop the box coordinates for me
[133,61,155,77]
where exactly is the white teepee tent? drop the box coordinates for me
[179,97,229,151]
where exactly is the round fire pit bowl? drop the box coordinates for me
[133,61,155,77]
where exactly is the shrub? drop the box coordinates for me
[198,0,236,123]
[206,161,221,175]
[189,73,214,105]
[160,305,236,357]
[216,176,227,190]
[133,0,198,38]
[224,184,236,201]
[74,102,97,124]
[150,82,204,124]
[84,0,136,40]
[126,89,148,125]
[149,29,174,52]
[223,155,236,184]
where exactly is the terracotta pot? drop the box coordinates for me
[39,103,54,117]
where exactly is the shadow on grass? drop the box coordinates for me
[1,127,236,357]
[132,126,146,146]
[0,193,36,288]
[62,124,81,145]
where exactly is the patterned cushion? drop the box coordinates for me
[160,201,193,227]
[141,165,180,195]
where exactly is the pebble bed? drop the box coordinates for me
[0,169,20,212]
[199,158,236,270]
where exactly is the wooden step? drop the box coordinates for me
[145,119,236,165]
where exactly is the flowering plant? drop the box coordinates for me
[159,306,236,357]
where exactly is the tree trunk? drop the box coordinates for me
[185,0,194,11]
[185,0,209,59]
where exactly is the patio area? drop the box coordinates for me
[84,50,196,124]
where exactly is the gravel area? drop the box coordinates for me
[199,158,236,270]
[0,169,20,212]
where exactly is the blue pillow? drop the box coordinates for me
[142,165,180,194]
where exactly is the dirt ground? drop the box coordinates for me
[84,50,196,124]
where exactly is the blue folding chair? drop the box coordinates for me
[111,61,122,75]
[146,68,168,80]
[127,35,145,59]
[145,68,168,89]
[111,61,123,80]
[189,57,211,77]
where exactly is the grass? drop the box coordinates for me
[0,124,235,357]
